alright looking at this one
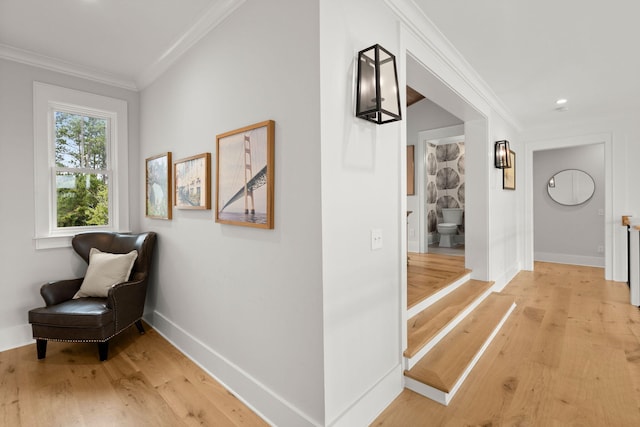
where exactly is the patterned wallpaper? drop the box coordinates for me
[425,141,465,241]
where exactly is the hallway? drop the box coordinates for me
[377,261,640,426]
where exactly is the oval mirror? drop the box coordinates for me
[547,169,595,206]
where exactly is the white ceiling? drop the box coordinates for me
[0,0,239,89]
[1,0,638,128]
[414,0,640,127]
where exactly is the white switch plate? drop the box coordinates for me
[371,229,383,250]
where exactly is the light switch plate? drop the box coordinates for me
[371,229,383,250]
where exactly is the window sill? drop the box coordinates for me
[34,229,133,250]
[34,235,74,250]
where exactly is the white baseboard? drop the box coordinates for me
[328,363,403,427]
[145,310,320,427]
[493,263,521,292]
[408,241,420,252]
[534,252,604,268]
[0,323,33,353]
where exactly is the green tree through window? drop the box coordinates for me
[54,112,110,227]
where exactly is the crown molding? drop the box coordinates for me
[135,0,246,89]
[0,43,138,91]
[384,0,522,131]
[0,0,246,92]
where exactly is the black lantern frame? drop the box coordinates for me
[494,140,512,169]
[355,44,402,125]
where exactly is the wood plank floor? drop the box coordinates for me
[407,252,468,309]
[375,261,640,426]
[0,324,267,426]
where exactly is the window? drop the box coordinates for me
[34,82,129,249]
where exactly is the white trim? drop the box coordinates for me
[0,0,245,91]
[33,82,129,249]
[0,43,137,90]
[630,228,640,306]
[328,364,403,427]
[145,310,320,427]
[0,324,32,353]
[384,0,520,131]
[136,0,246,89]
[524,133,613,278]
[534,252,605,268]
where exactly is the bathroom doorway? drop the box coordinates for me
[423,132,465,257]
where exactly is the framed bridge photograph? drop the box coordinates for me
[174,152,211,210]
[215,120,275,229]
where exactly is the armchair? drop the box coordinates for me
[28,231,157,361]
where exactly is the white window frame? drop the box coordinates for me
[33,82,129,249]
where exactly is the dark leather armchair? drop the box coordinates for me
[28,232,157,361]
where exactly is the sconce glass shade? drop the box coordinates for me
[356,44,402,124]
[494,140,512,169]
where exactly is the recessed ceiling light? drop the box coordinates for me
[556,98,568,105]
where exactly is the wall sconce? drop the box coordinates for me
[494,140,512,169]
[355,44,402,124]
[548,177,555,188]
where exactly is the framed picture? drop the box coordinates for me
[174,153,211,209]
[503,150,516,190]
[407,145,415,195]
[216,120,274,228]
[146,152,172,219]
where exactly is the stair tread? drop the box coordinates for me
[404,279,494,358]
[408,268,472,310]
[404,293,515,393]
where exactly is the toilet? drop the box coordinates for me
[437,208,463,247]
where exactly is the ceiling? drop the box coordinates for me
[414,0,640,127]
[0,0,236,89]
[1,0,639,128]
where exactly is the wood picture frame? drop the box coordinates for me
[503,150,516,190]
[174,152,211,209]
[145,152,172,219]
[407,145,415,195]
[216,120,275,228]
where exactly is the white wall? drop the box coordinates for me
[533,144,605,266]
[488,114,522,288]
[319,0,404,424]
[139,1,325,426]
[523,111,639,281]
[406,99,462,251]
[0,58,140,352]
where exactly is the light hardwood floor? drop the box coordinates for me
[0,324,267,426]
[407,252,468,309]
[3,261,639,426]
[375,261,640,426]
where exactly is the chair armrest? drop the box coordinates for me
[107,278,147,331]
[40,278,83,306]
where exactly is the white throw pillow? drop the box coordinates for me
[74,248,138,298]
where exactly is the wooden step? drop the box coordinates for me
[407,252,468,311]
[404,279,494,368]
[404,293,516,405]
[407,269,472,319]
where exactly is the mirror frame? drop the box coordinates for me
[547,169,595,206]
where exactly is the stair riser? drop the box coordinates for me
[404,286,494,370]
[407,273,471,319]
[405,302,516,406]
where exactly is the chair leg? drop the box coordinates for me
[98,341,109,361]
[36,339,47,359]
[135,320,145,335]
